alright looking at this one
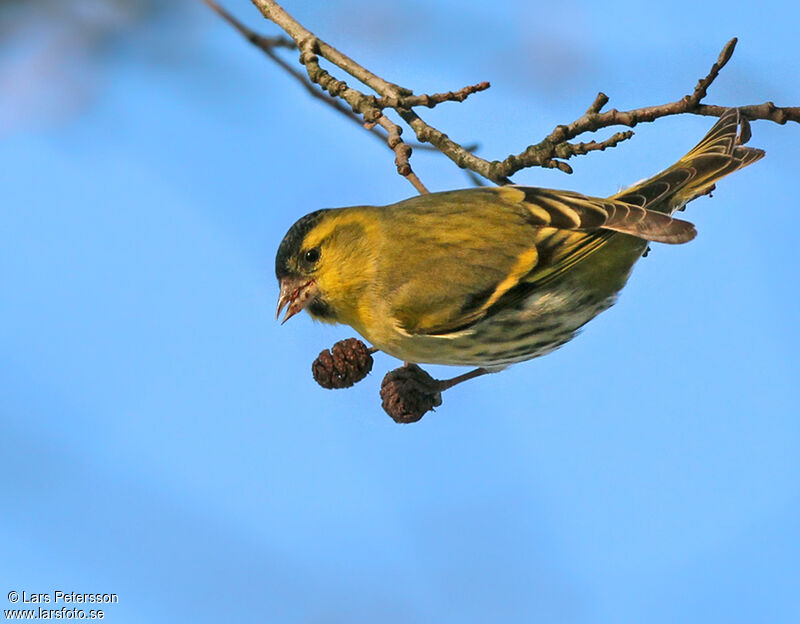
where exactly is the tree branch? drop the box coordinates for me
[204,0,799,191]
[202,0,449,165]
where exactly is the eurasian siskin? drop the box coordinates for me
[275,110,763,371]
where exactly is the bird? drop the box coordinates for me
[275,110,763,378]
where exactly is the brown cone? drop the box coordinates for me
[380,364,442,423]
[312,338,373,389]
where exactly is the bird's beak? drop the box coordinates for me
[276,276,316,324]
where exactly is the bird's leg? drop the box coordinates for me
[381,364,494,423]
[434,367,490,391]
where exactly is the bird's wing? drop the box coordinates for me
[505,186,697,244]
[394,229,614,337]
[386,187,661,337]
[394,111,766,337]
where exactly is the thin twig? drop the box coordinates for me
[250,0,400,95]
[203,0,445,190]
[376,116,429,194]
[375,81,491,109]
[486,38,798,179]
[203,0,375,134]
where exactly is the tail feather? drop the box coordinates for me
[501,111,764,247]
[611,109,765,215]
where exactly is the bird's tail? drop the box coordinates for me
[610,109,765,215]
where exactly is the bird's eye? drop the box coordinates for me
[304,247,321,264]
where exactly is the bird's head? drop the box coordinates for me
[274,207,376,326]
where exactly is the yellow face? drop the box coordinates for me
[275,207,379,328]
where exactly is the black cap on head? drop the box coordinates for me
[275,209,329,279]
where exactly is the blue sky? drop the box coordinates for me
[2,1,799,622]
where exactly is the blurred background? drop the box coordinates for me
[1,1,798,622]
